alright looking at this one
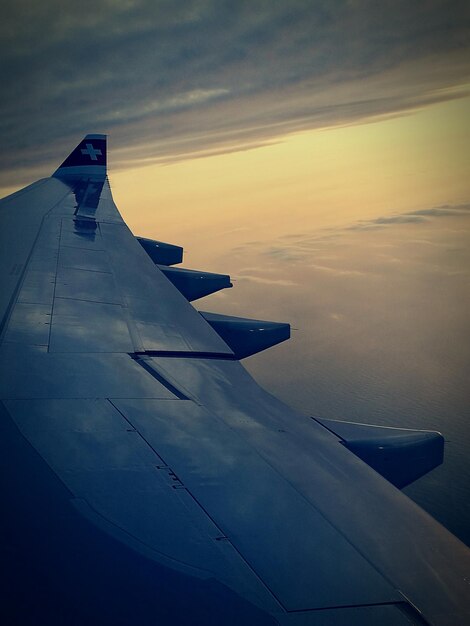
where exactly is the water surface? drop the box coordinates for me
[195,203,470,545]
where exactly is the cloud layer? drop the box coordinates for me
[1,1,469,184]
[350,203,470,230]
[225,202,470,270]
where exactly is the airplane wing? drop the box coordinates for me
[0,135,469,626]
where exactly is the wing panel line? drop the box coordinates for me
[108,398,286,613]
[0,186,72,344]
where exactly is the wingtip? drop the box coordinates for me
[84,133,107,140]
[53,134,107,179]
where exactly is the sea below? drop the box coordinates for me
[195,202,470,546]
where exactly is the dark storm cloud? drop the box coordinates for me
[1,0,469,185]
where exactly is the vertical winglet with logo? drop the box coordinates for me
[53,134,107,179]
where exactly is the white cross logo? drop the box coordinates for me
[80,143,102,161]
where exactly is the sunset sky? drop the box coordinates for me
[1,1,470,541]
[2,2,468,262]
[1,2,469,193]
[112,94,469,256]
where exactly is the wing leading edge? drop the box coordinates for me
[0,136,469,626]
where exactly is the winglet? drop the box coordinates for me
[53,134,107,179]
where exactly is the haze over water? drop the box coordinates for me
[224,207,470,546]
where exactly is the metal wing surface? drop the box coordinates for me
[0,136,469,626]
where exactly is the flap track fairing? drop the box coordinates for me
[200,311,290,359]
[316,418,444,488]
[137,237,183,266]
[159,266,232,301]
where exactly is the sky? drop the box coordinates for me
[1,1,470,541]
[1,1,469,188]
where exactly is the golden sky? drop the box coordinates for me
[113,93,470,269]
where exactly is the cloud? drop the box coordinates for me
[406,239,448,247]
[410,203,470,217]
[350,215,428,230]
[309,264,366,276]
[216,226,251,236]
[330,312,345,321]
[233,200,470,275]
[0,1,469,185]
[263,246,307,261]
[349,202,470,230]
[236,275,297,287]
